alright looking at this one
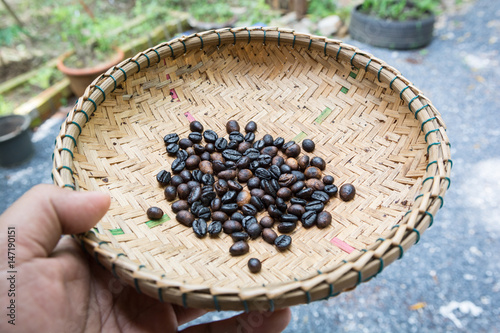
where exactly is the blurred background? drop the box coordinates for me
[1,0,499,332]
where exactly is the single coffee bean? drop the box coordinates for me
[231,212,245,222]
[185,155,201,170]
[261,146,278,157]
[285,144,301,157]
[324,184,338,197]
[250,196,265,211]
[188,132,202,143]
[282,141,295,151]
[279,174,297,187]
[310,156,326,170]
[221,191,237,204]
[286,157,299,170]
[339,183,356,201]
[261,179,276,197]
[156,170,171,186]
[311,191,330,203]
[205,142,215,153]
[262,228,278,244]
[238,141,252,153]
[236,190,252,207]
[227,139,240,150]
[222,149,242,161]
[297,155,310,171]
[210,152,224,163]
[268,205,282,218]
[192,219,207,238]
[302,139,315,152]
[176,150,189,161]
[250,188,265,198]
[281,213,298,223]
[269,165,281,180]
[223,220,243,234]
[306,178,325,191]
[304,166,322,179]
[260,216,275,228]
[226,120,240,134]
[244,148,260,160]
[229,131,245,143]
[272,155,284,167]
[261,195,275,208]
[171,200,189,213]
[238,169,253,183]
[193,144,206,155]
[301,211,317,228]
[253,140,265,150]
[214,179,228,196]
[231,231,250,242]
[212,211,229,222]
[245,121,257,133]
[192,170,203,182]
[247,177,261,189]
[166,143,179,155]
[210,198,222,211]
[278,222,297,233]
[201,190,216,206]
[296,187,314,199]
[305,200,325,213]
[171,175,184,187]
[229,241,249,256]
[224,160,237,170]
[317,211,332,228]
[218,169,237,180]
[290,181,305,193]
[275,235,292,251]
[291,170,305,181]
[288,204,305,217]
[197,151,209,161]
[323,175,334,185]
[258,154,272,168]
[273,137,285,148]
[208,221,222,236]
[190,201,203,215]
[198,161,213,174]
[244,132,255,143]
[186,147,196,156]
[227,179,243,192]
[242,216,258,230]
[176,210,195,227]
[242,204,258,216]
[261,134,273,146]
[221,203,239,215]
[187,186,202,204]
[215,137,228,151]
[249,160,260,171]
[147,207,164,220]
[246,222,262,239]
[212,160,226,174]
[254,168,271,180]
[236,156,251,169]
[163,133,179,144]
[270,178,280,192]
[179,170,192,182]
[201,173,215,185]
[177,184,190,200]
[178,138,193,149]
[171,159,186,174]
[197,206,211,219]
[280,164,292,174]
[190,121,204,133]
[277,187,293,201]
[203,130,218,143]
[290,198,307,206]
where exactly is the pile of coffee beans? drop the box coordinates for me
[149,120,356,273]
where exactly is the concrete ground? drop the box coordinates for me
[1,0,499,331]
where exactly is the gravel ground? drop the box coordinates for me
[1,0,499,331]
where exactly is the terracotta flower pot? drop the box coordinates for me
[57,48,124,97]
[0,114,34,167]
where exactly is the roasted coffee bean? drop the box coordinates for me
[261,146,278,157]
[260,216,274,228]
[212,211,229,222]
[282,141,295,151]
[189,121,204,133]
[304,166,322,179]
[285,144,301,158]
[302,139,315,152]
[272,155,284,167]
[179,170,192,182]
[185,155,201,170]
[261,195,275,208]
[230,241,249,256]
[208,221,222,236]
[229,131,244,143]
[296,187,314,199]
[242,204,258,216]
[278,222,297,233]
[244,132,255,143]
[250,188,265,198]
[244,148,260,160]
[176,150,189,161]
[212,160,226,174]
[290,181,305,193]
[147,207,164,220]
[213,179,228,196]
[210,152,224,163]
[193,144,206,155]
[311,191,330,203]
[236,190,252,207]
[156,170,172,186]
[277,187,292,200]
[177,184,190,200]
[280,164,292,174]
[262,228,278,244]
[253,140,265,150]
[288,204,305,217]
[192,219,207,238]
[221,203,239,215]
[176,210,195,227]
[191,170,202,182]
[178,138,193,149]
[231,212,245,222]
[324,184,338,197]
[201,173,215,185]
[317,211,332,228]
[290,198,307,206]
[258,154,272,168]
[339,183,356,201]
[205,142,215,153]
[269,165,281,180]
[198,208,211,220]
[255,168,271,180]
[238,142,252,153]
[172,200,189,213]
[226,120,240,134]
[218,170,237,180]
[187,186,202,204]
[262,134,273,146]
[286,157,299,170]
[171,175,184,187]
[246,222,262,239]
[200,150,210,161]
[238,169,253,183]
[227,139,239,150]
[242,216,258,230]
[247,177,261,189]
[163,133,179,144]
[279,174,297,187]
[275,235,292,250]
[203,130,218,143]
[188,132,202,143]
[198,161,212,174]
[310,156,326,170]
[215,137,228,151]
[245,121,257,133]
[291,170,305,181]
[221,191,237,204]
[323,175,334,185]
[273,137,285,148]
[201,190,216,206]
[305,200,325,213]
[261,179,276,197]
[249,160,260,171]
[250,196,265,211]
[222,149,242,161]
[166,143,179,155]
[236,156,251,169]
[171,159,186,174]
[231,231,250,242]
[271,178,280,192]
[227,179,243,192]
[268,205,282,218]
[187,146,197,156]
[223,220,243,234]
[306,178,325,191]
[281,214,299,223]
[210,198,222,211]
[202,184,213,193]
[297,155,310,171]
[225,161,237,170]
[190,201,203,215]
[301,211,317,228]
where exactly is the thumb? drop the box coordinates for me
[0,184,110,264]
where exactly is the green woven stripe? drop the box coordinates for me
[292,131,307,143]
[315,107,333,124]
[349,71,357,79]
[145,214,170,228]
[340,86,349,94]
[110,228,124,235]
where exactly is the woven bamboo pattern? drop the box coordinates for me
[52,27,452,311]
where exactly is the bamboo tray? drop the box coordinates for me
[52,27,452,311]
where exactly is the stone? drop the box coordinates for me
[317,15,342,37]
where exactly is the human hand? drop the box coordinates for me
[0,184,291,332]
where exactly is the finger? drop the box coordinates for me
[0,184,110,264]
[180,308,291,333]
[172,304,207,326]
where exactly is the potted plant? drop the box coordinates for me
[53,5,124,96]
[349,0,440,50]
[0,113,34,167]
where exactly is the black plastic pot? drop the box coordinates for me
[0,114,34,167]
[349,5,435,50]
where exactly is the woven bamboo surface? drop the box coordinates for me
[52,27,452,311]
